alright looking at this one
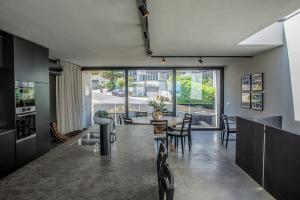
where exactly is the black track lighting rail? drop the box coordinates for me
[136,1,252,61]
[136,0,151,56]
[150,55,252,58]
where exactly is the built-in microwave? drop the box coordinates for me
[15,81,35,114]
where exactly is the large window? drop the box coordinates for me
[176,70,220,128]
[90,71,125,123]
[83,68,222,129]
[128,70,173,115]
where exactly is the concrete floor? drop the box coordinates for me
[166,131,274,200]
[0,129,275,200]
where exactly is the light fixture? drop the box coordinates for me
[147,50,152,58]
[162,57,166,64]
[139,4,149,17]
[143,31,148,39]
[198,57,203,64]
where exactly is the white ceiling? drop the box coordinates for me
[0,0,300,67]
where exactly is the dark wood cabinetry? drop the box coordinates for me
[0,130,15,175]
[13,37,50,167]
[14,37,49,83]
[0,35,3,67]
[16,135,37,167]
[0,32,50,176]
[35,83,50,156]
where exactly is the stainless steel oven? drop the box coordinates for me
[16,112,36,141]
[15,81,36,141]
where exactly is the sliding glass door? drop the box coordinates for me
[90,70,125,124]
[128,70,173,116]
[83,68,222,129]
[176,70,221,128]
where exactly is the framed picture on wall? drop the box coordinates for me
[241,92,251,109]
[251,73,263,91]
[251,93,264,110]
[241,75,251,91]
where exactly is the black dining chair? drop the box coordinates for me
[184,113,192,145]
[159,163,175,200]
[123,117,133,125]
[167,116,192,154]
[222,115,236,148]
[163,111,173,117]
[220,114,226,142]
[156,143,168,188]
[184,113,192,119]
[151,120,168,145]
[118,114,125,125]
[136,111,148,117]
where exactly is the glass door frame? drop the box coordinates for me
[82,67,224,130]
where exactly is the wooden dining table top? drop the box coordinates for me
[131,116,183,126]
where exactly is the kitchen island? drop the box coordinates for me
[0,125,158,200]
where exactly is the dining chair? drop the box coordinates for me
[167,116,192,154]
[184,113,192,145]
[159,163,175,200]
[123,117,133,125]
[222,115,237,148]
[136,111,148,117]
[184,113,192,119]
[118,113,125,125]
[163,111,173,117]
[151,120,168,145]
[220,114,226,142]
[156,143,168,188]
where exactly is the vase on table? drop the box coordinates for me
[152,111,162,120]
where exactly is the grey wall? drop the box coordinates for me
[224,45,300,134]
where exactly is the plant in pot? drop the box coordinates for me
[148,99,167,120]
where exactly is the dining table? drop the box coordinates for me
[131,116,183,127]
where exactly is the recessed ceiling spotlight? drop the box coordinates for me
[162,57,166,64]
[139,4,149,17]
[198,57,203,64]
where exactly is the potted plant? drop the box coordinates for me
[148,99,167,120]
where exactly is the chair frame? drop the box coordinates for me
[221,115,236,148]
[159,163,175,200]
[123,117,133,125]
[157,143,168,188]
[151,120,168,145]
[167,115,192,154]
[119,113,125,125]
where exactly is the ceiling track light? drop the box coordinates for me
[143,31,148,39]
[198,57,203,63]
[139,4,149,17]
[162,57,166,64]
[147,50,152,57]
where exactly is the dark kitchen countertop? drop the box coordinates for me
[0,125,159,200]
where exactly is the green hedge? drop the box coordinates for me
[176,75,215,105]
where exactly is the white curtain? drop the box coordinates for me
[56,61,83,134]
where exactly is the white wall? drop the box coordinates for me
[224,45,300,134]
[284,14,300,121]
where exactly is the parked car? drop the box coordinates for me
[112,89,125,97]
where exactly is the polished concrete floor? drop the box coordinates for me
[0,129,274,200]
[166,131,274,200]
